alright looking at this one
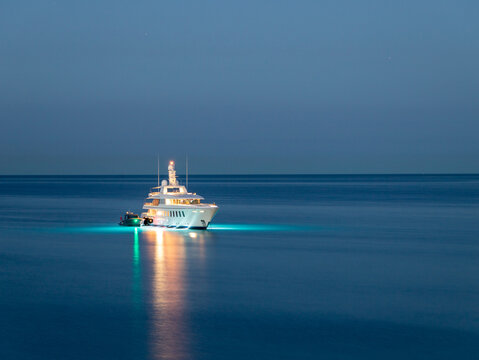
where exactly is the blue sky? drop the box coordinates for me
[1,0,478,174]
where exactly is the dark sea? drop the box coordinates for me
[0,174,478,360]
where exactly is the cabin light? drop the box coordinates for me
[189,232,198,239]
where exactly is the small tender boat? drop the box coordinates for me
[119,212,143,227]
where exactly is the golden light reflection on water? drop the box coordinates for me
[140,229,209,360]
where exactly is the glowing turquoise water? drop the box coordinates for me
[45,223,321,234]
[1,174,479,360]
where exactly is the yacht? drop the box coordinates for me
[141,161,218,229]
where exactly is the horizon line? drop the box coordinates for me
[1,172,479,177]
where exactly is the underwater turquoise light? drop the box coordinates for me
[45,223,322,234]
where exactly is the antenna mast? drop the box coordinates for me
[157,155,159,188]
[186,155,188,189]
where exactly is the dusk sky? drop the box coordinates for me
[1,0,478,174]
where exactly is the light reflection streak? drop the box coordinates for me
[130,228,209,359]
[143,229,195,360]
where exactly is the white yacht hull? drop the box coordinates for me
[142,205,218,229]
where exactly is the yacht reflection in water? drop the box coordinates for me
[140,229,210,360]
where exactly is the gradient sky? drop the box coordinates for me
[1,0,478,174]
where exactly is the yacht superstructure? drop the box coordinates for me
[141,161,218,229]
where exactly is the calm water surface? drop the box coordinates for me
[0,175,478,359]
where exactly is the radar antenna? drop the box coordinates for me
[168,160,177,185]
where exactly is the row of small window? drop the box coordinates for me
[151,199,200,205]
[171,211,185,218]
[156,210,186,217]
